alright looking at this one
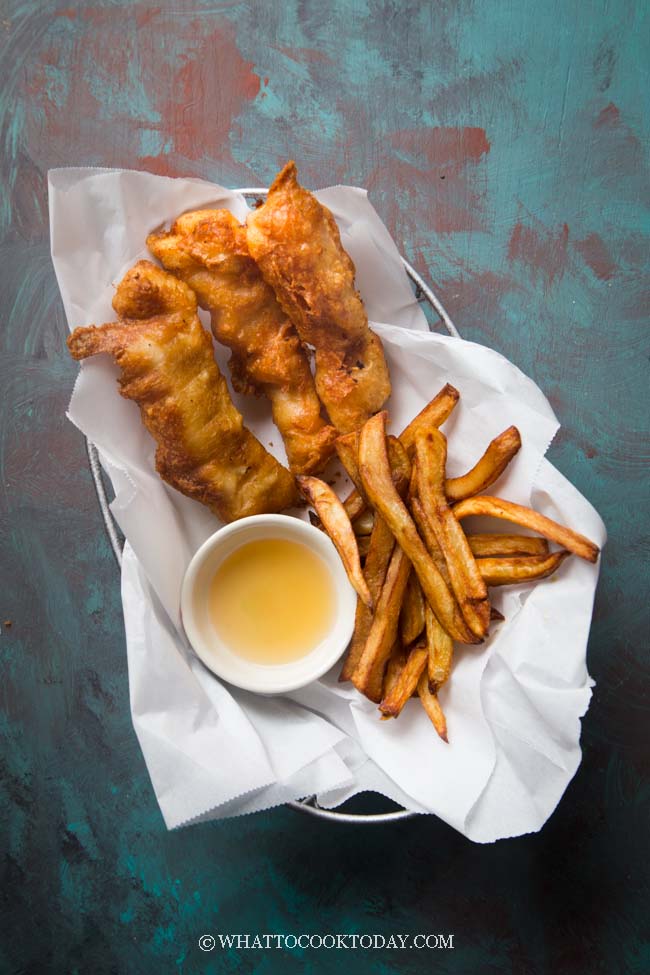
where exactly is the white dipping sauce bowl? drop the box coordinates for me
[180,514,357,695]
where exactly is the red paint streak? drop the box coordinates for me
[574,233,616,280]
[595,102,620,128]
[142,21,260,164]
[390,126,490,169]
[24,15,260,177]
[373,127,490,234]
[508,221,569,286]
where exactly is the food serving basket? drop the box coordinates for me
[86,188,460,825]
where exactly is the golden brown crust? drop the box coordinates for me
[147,210,337,474]
[246,161,391,433]
[67,261,298,522]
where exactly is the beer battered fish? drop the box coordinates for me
[147,210,337,474]
[246,161,391,434]
[67,261,298,522]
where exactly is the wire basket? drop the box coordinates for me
[86,188,459,825]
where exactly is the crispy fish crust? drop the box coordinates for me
[147,210,337,474]
[246,161,391,434]
[67,261,298,522]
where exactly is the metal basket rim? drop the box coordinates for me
[86,186,459,825]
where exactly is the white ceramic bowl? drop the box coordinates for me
[180,514,357,694]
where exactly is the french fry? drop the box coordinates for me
[358,413,479,644]
[339,515,395,682]
[343,488,365,522]
[340,441,411,683]
[490,606,505,622]
[341,435,410,523]
[351,545,411,702]
[379,645,428,718]
[353,509,375,536]
[467,534,549,558]
[341,385,457,519]
[445,426,521,502]
[425,602,454,690]
[417,673,448,742]
[383,645,407,700]
[478,550,570,586]
[296,475,373,608]
[415,430,490,640]
[399,383,460,455]
[452,495,600,563]
[335,431,363,497]
[400,574,426,646]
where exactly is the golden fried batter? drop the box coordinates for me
[67,261,298,522]
[147,210,337,474]
[246,161,391,434]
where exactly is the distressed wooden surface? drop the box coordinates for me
[1,2,648,972]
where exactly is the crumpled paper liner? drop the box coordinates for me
[49,168,605,840]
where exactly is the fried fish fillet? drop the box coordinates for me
[147,210,337,474]
[246,161,391,434]
[67,261,298,522]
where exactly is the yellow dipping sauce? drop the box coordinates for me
[209,538,336,665]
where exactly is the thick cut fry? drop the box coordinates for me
[417,673,448,743]
[467,534,549,558]
[415,429,490,640]
[353,509,375,536]
[400,574,426,647]
[339,515,395,682]
[425,603,454,690]
[478,550,570,586]
[67,262,298,522]
[410,497,452,585]
[296,476,372,608]
[342,435,411,521]
[351,546,411,702]
[343,489,366,522]
[379,646,428,718]
[445,426,522,502]
[358,413,478,644]
[382,646,407,699]
[399,384,460,455]
[335,431,363,495]
[247,161,391,433]
[453,496,600,563]
[148,210,337,474]
[490,606,506,622]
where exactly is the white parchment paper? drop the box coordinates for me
[49,168,605,841]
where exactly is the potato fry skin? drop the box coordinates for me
[445,426,521,502]
[415,429,490,640]
[358,413,479,644]
[399,384,460,455]
[339,514,395,682]
[296,476,372,608]
[351,545,411,703]
[400,574,426,647]
[453,496,600,563]
[417,674,448,742]
[379,646,428,718]
[478,550,570,586]
[425,603,454,690]
[467,534,549,558]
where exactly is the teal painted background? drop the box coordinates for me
[1,1,648,972]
